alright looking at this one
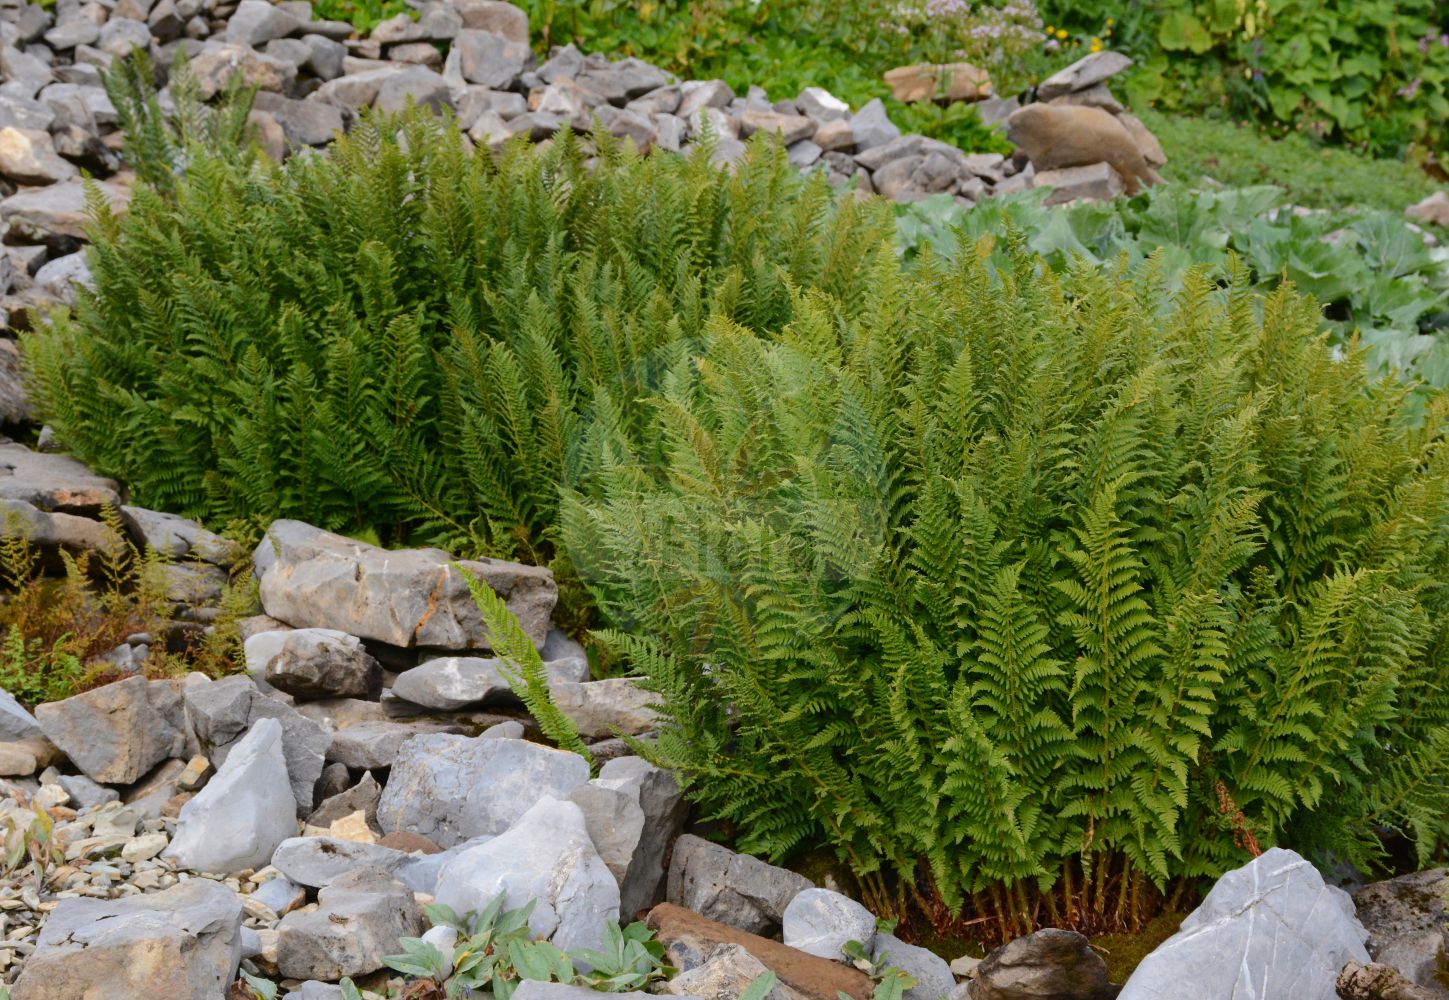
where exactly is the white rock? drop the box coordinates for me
[782,887,877,961]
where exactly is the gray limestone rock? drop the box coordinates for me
[667,833,812,935]
[445,28,531,89]
[121,505,242,565]
[970,927,1115,1000]
[276,866,425,980]
[1036,50,1133,101]
[849,98,899,152]
[598,755,688,918]
[782,887,877,961]
[261,628,384,701]
[550,678,659,738]
[35,676,188,785]
[1352,869,1449,998]
[872,934,954,1000]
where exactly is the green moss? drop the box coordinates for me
[1092,912,1185,983]
[1142,109,1442,213]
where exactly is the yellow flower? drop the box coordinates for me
[1045,24,1053,33]
[1106,17,1114,25]
[1056,28,1067,39]
[1090,41,1102,52]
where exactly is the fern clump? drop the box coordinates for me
[24,110,890,578]
[562,240,1449,939]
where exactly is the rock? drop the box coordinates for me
[1114,112,1166,168]
[813,119,853,152]
[327,720,464,770]
[256,628,384,700]
[577,56,670,104]
[1005,104,1159,195]
[1046,83,1123,115]
[969,928,1114,1000]
[0,686,40,741]
[96,16,153,56]
[667,833,812,935]
[189,42,298,98]
[850,98,900,152]
[0,496,125,567]
[0,177,129,246]
[374,64,453,114]
[883,62,990,103]
[626,84,681,116]
[596,104,655,148]
[254,873,306,915]
[567,779,644,897]
[538,43,584,84]
[454,0,528,41]
[516,985,683,1000]
[254,519,557,651]
[872,155,925,199]
[1406,191,1449,228]
[56,770,118,807]
[654,112,686,152]
[664,942,808,1000]
[272,834,436,889]
[738,109,816,145]
[649,903,874,1000]
[550,677,658,737]
[434,796,619,953]
[1337,962,1442,1000]
[1119,848,1369,1000]
[678,79,734,118]
[1035,162,1124,205]
[10,880,243,998]
[223,0,301,45]
[0,339,29,424]
[796,86,849,122]
[300,32,346,79]
[376,733,588,847]
[277,866,424,980]
[446,28,531,89]
[598,755,688,917]
[455,85,526,125]
[35,676,188,785]
[782,888,877,962]
[307,771,382,830]
[1036,50,1133,101]
[251,92,346,147]
[872,933,954,1000]
[312,66,404,110]
[164,717,298,874]
[184,674,330,813]
[0,126,77,184]
[0,735,60,775]
[1352,870,1449,997]
[390,655,513,709]
[122,506,241,566]
[122,830,169,862]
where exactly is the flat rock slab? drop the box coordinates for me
[253,518,556,650]
[648,903,874,1000]
[0,178,130,244]
[0,440,124,513]
[550,677,658,737]
[10,879,243,998]
[1119,847,1369,1000]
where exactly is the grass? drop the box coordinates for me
[1142,109,1443,213]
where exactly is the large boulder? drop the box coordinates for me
[0,440,123,513]
[253,519,557,651]
[1119,848,1370,1000]
[10,880,243,999]
[35,676,189,785]
[277,866,425,980]
[667,834,813,935]
[969,928,1115,1000]
[375,733,589,847]
[1352,869,1449,998]
[434,796,620,953]
[183,674,330,814]
[163,717,298,874]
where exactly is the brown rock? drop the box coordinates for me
[1005,104,1160,194]
[1353,869,1449,998]
[969,928,1117,1000]
[376,830,442,854]
[647,903,873,1000]
[1406,191,1449,228]
[884,62,990,103]
[1337,961,1441,1000]
[1115,112,1166,168]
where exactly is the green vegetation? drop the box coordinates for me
[896,185,1449,396]
[563,240,1449,938]
[1142,110,1442,213]
[23,112,890,594]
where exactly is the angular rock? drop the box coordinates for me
[0,126,77,184]
[122,505,241,565]
[595,104,655,148]
[626,84,680,116]
[190,42,298,98]
[273,834,430,889]
[782,888,877,962]
[254,519,557,651]
[883,62,989,103]
[1352,869,1449,997]
[577,56,670,104]
[813,119,852,152]
[1036,162,1123,205]
[454,0,528,41]
[649,903,873,1000]
[35,676,188,785]
[1119,848,1370,1000]
[668,833,813,935]
[257,628,384,700]
[598,755,688,918]
[738,109,815,145]
[550,677,658,737]
[1406,191,1449,228]
[184,674,330,813]
[538,43,584,84]
[664,942,808,1000]
[1337,961,1442,1000]
[376,733,588,847]
[0,686,40,741]
[0,339,29,425]
[9,880,243,999]
[327,720,465,770]
[970,928,1115,1000]
[312,66,403,110]
[872,154,925,199]
[434,796,619,953]
[796,86,849,122]
[1037,50,1133,101]
[96,17,152,56]
[307,771,382,830]
[164,717,298,874]
[390,655,512,709]
[850,99,900,152]
[1046,82,1123,115]
[872,934,954,1000]
[224,0,302,46]
[251,91,346,146]
[567,780,645,898]
[2,441,128,515]
[299,32,346,79]
[0,177,129,246]
[446,28,531,89]
[677,79,733,118]
[374,64,453,114]
[277,866,424,980]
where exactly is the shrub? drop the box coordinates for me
[23,112,891,587]
[563,240,1449,940]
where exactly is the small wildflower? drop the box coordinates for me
[1105,17,1114,25]
[1056,27,1067,39]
